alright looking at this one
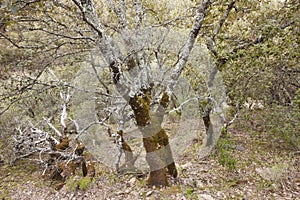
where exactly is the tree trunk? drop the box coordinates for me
[157,128,177,178]
[202,114,214,147]
[116,130,135,171]
[143,135,168,186]
[129,92,177,186]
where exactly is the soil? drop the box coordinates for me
[0,125,299,200]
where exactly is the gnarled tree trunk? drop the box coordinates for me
[129,92,177,186]
[72,0,213,187]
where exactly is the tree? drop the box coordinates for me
[202,0,299,106]
[0,0,217,186]
[199,0,300,150]
[1,0,298,187]
[70,0,219,186]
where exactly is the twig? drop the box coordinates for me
[44,117,62,137]
[90,54,110,94]
[69,118,80,133]
[224,103,240,129]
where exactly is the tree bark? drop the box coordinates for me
[129,92,177,186]
[118,130,135,170]
[72,0,212,187]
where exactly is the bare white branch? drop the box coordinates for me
[166,0,213,98]
[90,54,110,94]
[69,118,80,133]
[60,89,72,132]
[107,0,128,28]
[75,114,110,140]
[44,117,62,137]
[133,0,143,29]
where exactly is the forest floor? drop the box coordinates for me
[0,120,299,200]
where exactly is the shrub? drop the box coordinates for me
[216,136,237,171]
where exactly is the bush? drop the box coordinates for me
[237,104,300,150]
[66,176,94,191]
[216,135,237,171]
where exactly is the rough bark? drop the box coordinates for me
[157,128,177,178]
[72,0,213,186]
[166,0,213,98]
[202,114,214,147]
[118,130,135,170]
[129,92,176,186]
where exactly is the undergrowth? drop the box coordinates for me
[216,133,237,171]
[237,104,300,150]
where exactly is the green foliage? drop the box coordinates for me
[78,177,93,190]
[269,107,300,150]
[66,176,94,191]
[238,105,300,150]
[0,0,299,193]
[185,187,197,200]
[0,189,10,200]
[185,187,193,195]
[211,0,300,106]
[0,159,41,199]
[216,135,237,171]
[0,110,22,163]
[292,88,300,108]
[108,173,118,186]
[0,140,3,156]
[258,179,274,190]
[66,177,77,191]
[137,178,147,187]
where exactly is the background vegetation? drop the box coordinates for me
[0,0,299,199]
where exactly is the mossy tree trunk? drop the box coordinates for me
[129,91,177,186]
[72,0,212,186]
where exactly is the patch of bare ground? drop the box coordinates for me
[1,125,299,200]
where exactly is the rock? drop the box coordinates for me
[181,162,193,170]
[198,194,214,200]
[195,180,205,188]
[146,190,153,196]
[125,189,130,193]
[128,177,137,186]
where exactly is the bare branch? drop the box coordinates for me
[115,132,123,171]
[166,0,214,98]
[90,55,111,94]
[71,0,104,38]
[232,36,264,53]
[60,89,72,132]
[75,114,110,140]
[154,29,170,69]
[107,0,128,29]
[133,0,144,29]
[225,103,240,128]
[69,118,80,134]
[73,2,135,101]
[61,82,114,97]
[27,27,95,42]
[13,150,39,162]
[206,0,237,57]
[0,32,41,49]
[44,117,62,137]
[212,0,237,41]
